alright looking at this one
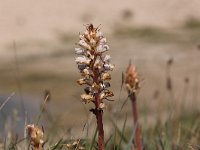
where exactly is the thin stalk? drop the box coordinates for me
[130,93,142,150]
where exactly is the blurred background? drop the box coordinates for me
[0,0,200,143]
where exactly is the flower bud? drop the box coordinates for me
[102,73,111,80]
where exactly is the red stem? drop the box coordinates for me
[93,68,105,150]
[95,93,104,150]
[130,93,142,150]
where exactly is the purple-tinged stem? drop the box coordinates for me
[130,93,142,150]
[93,68,105,150]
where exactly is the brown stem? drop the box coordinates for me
[33,145,43,150]
[130,93,142,150]
[93,68,105,150]
[95,98,104,150]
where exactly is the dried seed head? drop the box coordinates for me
[66,140,85,150]
[125,62,140,93]
[26,124,44,149]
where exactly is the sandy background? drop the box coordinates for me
[0,0,200,49]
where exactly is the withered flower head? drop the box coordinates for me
[26,124,44,149]
[125,62,140,93]
[66,140,85,150]
[75,24,114,110]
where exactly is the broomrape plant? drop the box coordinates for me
[125,62,142,150]
[75,24,114,150]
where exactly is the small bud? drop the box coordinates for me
[78,64,87,70]
[102,73,111,80]
[81,68,90,76]
[77,79,87,85]
[103,82,111,88]
[84,87,92,94]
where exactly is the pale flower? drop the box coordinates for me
[104,64,114,71]
[103,55,111,63]
[99,37,107,44]
[75,48,85,55]
[96,44,109,53]
[81,93,94,103]
[96,31,103,39]
[75,56,90,65]
[79,40,91,50]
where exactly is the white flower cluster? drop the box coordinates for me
[75,24,114,109]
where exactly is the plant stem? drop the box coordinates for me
[130,93,142,150]
[93,69,105,150]
[95,102,104,150]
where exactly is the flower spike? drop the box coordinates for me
[75,24,114,150]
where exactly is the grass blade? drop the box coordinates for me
[125,124,137,150]
[35,94,50,125]
[109,116,128,143]
[117,114,128,150]
[89,127,98,150]
[0,92,15,111]
[50,138,63,150]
